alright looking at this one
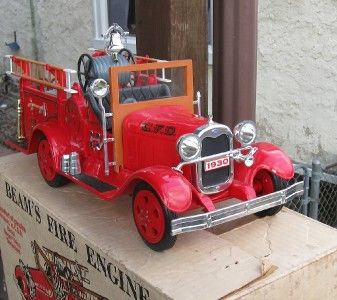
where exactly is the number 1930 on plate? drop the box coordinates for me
[204,157,230,172]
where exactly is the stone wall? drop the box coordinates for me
[0,0,94,72]
[257,0,337,164]
[0,1,35,74]
[33,0,94,70]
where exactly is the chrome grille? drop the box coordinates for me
[201,135,230,186]
[195,123,233,194]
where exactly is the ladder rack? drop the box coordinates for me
[5,55,77,94]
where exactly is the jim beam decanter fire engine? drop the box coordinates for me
[4,24,304,251]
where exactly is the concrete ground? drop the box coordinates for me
[0,145,14,157]
[0,78,18,158]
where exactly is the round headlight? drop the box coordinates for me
[90,78,109,98]
[178,134,201,161]
[234,121,257,146]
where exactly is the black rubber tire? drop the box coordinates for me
[133,183,177,251]
[254,172,284,218]
[45,173,69,188]
[37,137,69,188]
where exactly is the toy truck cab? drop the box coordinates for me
[4,25,304,251]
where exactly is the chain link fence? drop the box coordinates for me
[319,167,337,227]
[284,161,337,229]
[283,171,306,214]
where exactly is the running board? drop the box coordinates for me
[73,174,116,193]
[4,139,29,154]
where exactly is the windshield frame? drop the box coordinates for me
[109,59,194,171]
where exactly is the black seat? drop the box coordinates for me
[85,83,171,130]
[85,54,129,130]
[119,84,171,103]
[85,91,113,130]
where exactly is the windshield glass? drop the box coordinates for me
[112,59,190,104]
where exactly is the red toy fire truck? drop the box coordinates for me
[14,241,107,300]
[5,25,303,251]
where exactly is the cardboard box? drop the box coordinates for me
[0,154,336,299]
[223,212,337,299]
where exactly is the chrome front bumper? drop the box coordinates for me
[171,181,304,236]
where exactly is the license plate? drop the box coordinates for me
[204,157,230,172]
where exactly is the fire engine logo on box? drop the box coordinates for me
[14,241,108,300]
[13,242,150,300]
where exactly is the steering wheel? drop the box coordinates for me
[77,54,94,92]
[118,48,135,64]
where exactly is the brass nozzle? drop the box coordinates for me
[17,99,25,142]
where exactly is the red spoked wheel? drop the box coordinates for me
[133,184,177,251]
[253,170,284,218]
[37,138,68,188]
